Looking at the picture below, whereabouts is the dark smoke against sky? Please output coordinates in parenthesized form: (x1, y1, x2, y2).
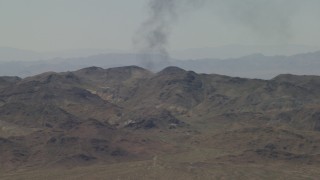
(134, 0, 315, 66)
(1, 0, 320, 55)
(133, 0, 205, 69)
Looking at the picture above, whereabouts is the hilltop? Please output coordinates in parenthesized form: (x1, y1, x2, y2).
(1, 66, 320, 179)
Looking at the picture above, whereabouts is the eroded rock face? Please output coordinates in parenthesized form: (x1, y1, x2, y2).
(312, 112, 320, 131)
(1, 66, 320, 170)
(123, 109, 187, 130)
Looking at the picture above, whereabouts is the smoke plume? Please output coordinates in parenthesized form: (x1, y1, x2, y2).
(134, 0, 301, 70)
(134, 0, 204, 70)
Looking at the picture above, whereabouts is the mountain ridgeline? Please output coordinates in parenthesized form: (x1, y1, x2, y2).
(1, 66, 320, 179)
(1, 50, 320, 79)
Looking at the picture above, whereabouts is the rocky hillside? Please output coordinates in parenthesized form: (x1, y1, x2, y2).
(1, 66, 320, 178)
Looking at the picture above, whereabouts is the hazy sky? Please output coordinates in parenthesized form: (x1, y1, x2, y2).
(1, 0, 320, 52)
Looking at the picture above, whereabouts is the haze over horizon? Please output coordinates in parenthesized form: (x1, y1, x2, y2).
(1, 0, 320, 79)
(2, 2, 320, 178)
(1, 0, 320, 57)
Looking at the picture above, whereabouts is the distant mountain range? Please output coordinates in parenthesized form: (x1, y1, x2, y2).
(0, 47, 124, 62)
(171, 44, 320, 59)
(0, 49, 320, 79)
(1, 45, 318, 61)
(177, 51, 320, 79)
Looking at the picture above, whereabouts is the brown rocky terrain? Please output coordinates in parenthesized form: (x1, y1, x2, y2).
(1, 66, 320, 179)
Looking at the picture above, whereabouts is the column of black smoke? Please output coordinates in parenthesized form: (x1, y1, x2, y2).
(134, 0, 204, 70)
(134, 0, 298, 70)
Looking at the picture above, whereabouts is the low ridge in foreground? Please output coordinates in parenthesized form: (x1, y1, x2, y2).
(1, 66, 320, 179)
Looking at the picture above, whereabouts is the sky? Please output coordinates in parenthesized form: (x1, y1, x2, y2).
(1, 0, 320, 52)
